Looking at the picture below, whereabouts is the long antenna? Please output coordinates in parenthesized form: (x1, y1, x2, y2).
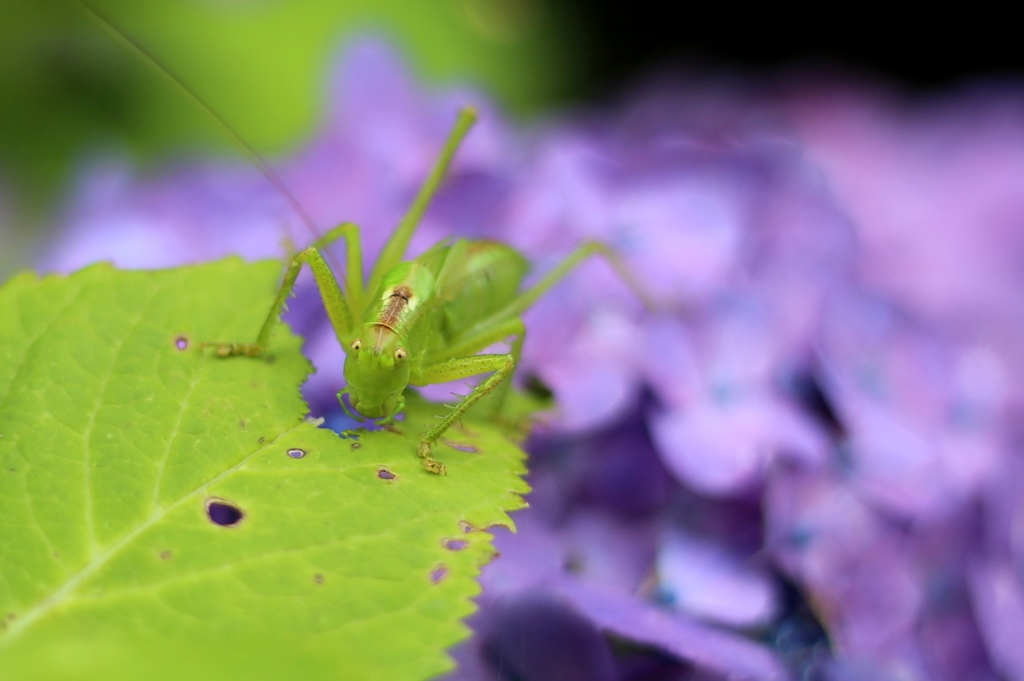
(74, 0, 325, 247)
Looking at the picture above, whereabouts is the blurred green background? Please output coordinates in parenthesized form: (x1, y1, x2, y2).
(1, 0, 1014, 260)
(0, 0, 586, 273)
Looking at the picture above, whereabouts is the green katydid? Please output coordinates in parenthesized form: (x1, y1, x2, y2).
(201, 107, 643, 475)
(76, 1, 645, 476)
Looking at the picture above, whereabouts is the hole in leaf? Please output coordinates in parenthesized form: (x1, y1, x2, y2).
(314, 574, 325, 585)
(159, 550, 172, 560)
(174, 335, 189, 351)
(377, 467, 396, 480)
(444, 538, 468, 551)
(442, 439, 479, 453)
(459, 520, 475, 533)
(287, 448, 307, 459)
(430, 564, 448, 584)
(206, 498, 245, 527)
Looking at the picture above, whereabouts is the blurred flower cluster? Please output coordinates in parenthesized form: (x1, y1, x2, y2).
(43, 40, 1024, 681)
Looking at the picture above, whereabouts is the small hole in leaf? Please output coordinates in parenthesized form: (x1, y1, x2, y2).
(206, 498, 245, 527)
(287, 448, 307, 459)
(159, 550, 172, 560)
(174, 335, 189, 351)
(459, 520, 475, 533)
(442, 439, 479, 453)
(314, 574, 324, 585)
(377, 467, 396, 480)
(430, 564, 448, 584)
(444, 538, 468, 551)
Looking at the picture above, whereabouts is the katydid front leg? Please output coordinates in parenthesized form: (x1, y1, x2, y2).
(411, 353, 515, 475)
(200, 221, 364, 357)
(424, 317, 526, 418)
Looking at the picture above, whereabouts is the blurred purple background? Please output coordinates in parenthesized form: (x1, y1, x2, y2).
(37, 36, 1024, 681)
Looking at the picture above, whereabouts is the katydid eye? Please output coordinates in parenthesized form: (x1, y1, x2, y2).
(395, 348, 407, 361)
(350, 339, 362, 351)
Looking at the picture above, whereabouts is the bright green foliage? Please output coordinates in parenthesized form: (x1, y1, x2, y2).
(0, 0, 583, 225)
(0, 259, 530, 680)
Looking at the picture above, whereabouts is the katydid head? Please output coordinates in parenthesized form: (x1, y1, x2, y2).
(341, 332, 410, 419)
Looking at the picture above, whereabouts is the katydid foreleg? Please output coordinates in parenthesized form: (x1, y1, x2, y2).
(201, 221, 364, 357)
(422, 316, 526, 418)
(412, 353, 516, 475)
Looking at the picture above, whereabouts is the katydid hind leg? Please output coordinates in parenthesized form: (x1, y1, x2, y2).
(463, 241, 650, 340)
(201, 222, 363, 357)
(367, 108, 477, 295)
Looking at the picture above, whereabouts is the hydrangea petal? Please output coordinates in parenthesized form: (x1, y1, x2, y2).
(656, 532, 777, 628)
(969, 559, 1024, 680)
(553, 578, 788, 681)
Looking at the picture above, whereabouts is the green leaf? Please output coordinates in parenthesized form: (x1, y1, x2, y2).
(0, 259, 529, 680)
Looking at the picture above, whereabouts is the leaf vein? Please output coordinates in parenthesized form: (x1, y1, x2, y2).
(78, 285, 163, 558)
(0, 421, 308, 647)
